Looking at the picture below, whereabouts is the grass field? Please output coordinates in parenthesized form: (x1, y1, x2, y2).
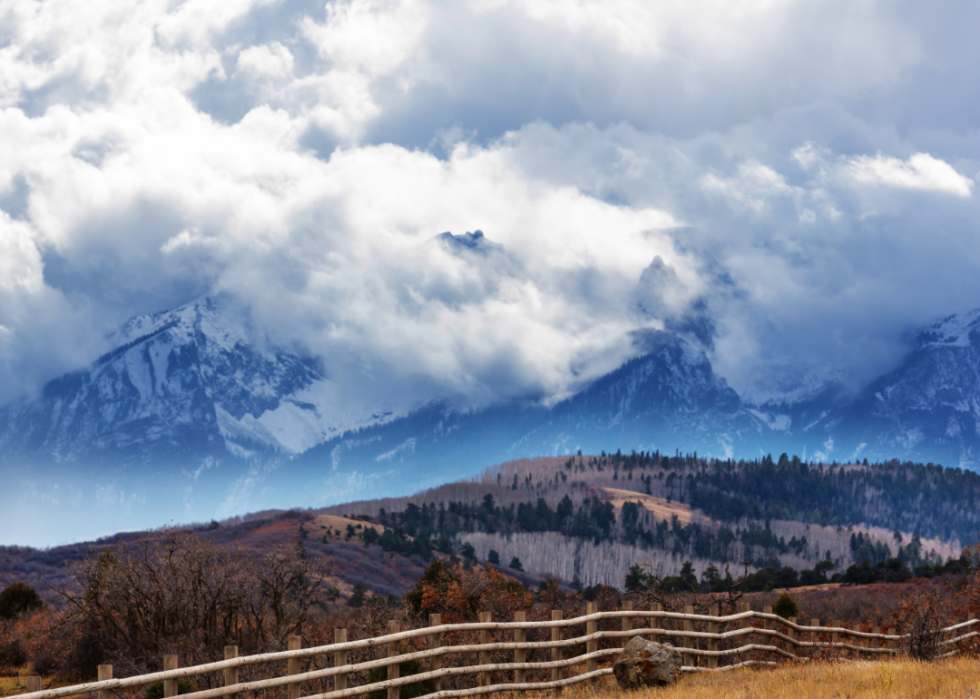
(555, 656, 980, 699)
(3, 657, 979, 698)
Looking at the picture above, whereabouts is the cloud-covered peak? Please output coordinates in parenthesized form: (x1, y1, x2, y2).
(435, 230, 503, 256)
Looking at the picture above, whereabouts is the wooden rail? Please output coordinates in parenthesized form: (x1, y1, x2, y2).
(14, 610, 979, 699)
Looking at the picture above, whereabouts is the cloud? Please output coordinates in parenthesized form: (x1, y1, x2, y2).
(843, 152, 974, 197)
(1, 0, 980, 417)
(237, 42, 295, 79)
(700, 162, 797, 215)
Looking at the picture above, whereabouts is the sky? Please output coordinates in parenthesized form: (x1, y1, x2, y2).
(3, 0, 980, 414)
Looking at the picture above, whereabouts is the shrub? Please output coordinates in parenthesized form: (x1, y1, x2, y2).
(406, 562, 531, 622)
(0, 583, 44, 620)
(0, 622, 26, 668)
(348, 583, 368, 608)
(895, 589, 950, 661)
(772, 592, 799, 619)
(144, 678, 198, 699)
(365, 651, 433, 699)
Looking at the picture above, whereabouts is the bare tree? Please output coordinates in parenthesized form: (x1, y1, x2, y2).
(55, 529, 332, 676)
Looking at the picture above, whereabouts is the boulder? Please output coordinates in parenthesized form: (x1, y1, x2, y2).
(612, 636, 683, 689)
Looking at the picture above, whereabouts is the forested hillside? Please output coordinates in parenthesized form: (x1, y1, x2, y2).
(321, 452, 973, 587)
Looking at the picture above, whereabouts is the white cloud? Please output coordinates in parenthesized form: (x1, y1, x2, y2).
(843, 152, 974, 198)
(700, 161, 796, 214)
(237, 42, 294, 79)
(302, 0, 429, 75)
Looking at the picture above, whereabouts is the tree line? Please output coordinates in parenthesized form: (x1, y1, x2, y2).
(353, 491, 946, 573)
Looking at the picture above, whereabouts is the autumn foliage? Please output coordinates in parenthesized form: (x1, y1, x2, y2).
(406, 560, 532, 623)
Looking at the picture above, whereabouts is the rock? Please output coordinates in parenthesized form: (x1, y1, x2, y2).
(612, 636, 683, 689)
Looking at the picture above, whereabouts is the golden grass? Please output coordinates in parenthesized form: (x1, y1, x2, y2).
(599, 488, 698, 525)
(3, 657, 979, 699)
(553, 656, 980, 699)
(0, 673, 76, 697)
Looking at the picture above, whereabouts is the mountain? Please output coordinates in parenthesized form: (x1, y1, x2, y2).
(8, 295, 980, 546)
(0, 297, 396, 466)
(0, 296, 402, 546)
(732, 308, 980, 467)
(286, 331, 768, 495)
(295, 307, 980, 490)
(832, 309, 980, 467)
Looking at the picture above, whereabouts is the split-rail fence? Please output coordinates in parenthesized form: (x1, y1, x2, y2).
(13, 603, 980, 699)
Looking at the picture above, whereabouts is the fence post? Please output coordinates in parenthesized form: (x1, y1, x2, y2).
(651, 603, 663, 642)
(428, 614, 442, 692)
(287, 636, 302, 699)
(586, 601, 598, 675)
(97, 665, 112, 699)
(787, 618, 797, 660)
(223, 646, 239, 699)
(621, 600, 632, 647)
(514, 611, 526, 684)
(480, 612, 492, 687)
(683, 605, 695, 667)
(762, 606, 772, 662)
(810, 619, 821, 658)
(386, 620, 402, 699)
(739, 602, 751, 663)
(831, 620, 840, 659)
(163, 655, 178, 698)
(334, 629, 348, 692)
(551, 610, 563, 685)
(26, 677, 41, 693)
(707, 604, 719, 669)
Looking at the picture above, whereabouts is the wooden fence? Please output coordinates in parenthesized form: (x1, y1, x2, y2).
(13, 603, 980, 699)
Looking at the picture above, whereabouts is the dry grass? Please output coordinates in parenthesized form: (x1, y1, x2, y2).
(0, 672, 76, 697)
(3, 657, 980, 699)
(599, 488, 698, 525)
(550, 657, 980, 699)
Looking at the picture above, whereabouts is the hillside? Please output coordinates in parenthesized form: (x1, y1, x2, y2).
(316, 453, 971, 588)
(2, 451, 977, 609)
(0, 511, 426, 608)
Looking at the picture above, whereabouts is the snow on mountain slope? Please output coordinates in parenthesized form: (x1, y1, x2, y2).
(0, 297, 395, 464)
(288, 333, 770, 503)
(832, 308, 980, 466)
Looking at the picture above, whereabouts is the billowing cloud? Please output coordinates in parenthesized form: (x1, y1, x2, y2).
(2, 0, 980, 415)
(843, 153, 973, 197)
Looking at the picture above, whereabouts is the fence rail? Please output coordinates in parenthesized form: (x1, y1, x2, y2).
(13, 604, 979, 699)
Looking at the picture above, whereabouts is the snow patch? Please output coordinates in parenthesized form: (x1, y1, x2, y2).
(739, 361, 846, 407)
(376, 438, 416, 462)
(748, 409, 791, 431)
(918, 308, 980, 347)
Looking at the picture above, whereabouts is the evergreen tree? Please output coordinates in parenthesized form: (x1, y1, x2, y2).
(0, 582, 43, 620)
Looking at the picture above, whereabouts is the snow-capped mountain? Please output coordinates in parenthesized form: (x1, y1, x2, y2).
(8, 293, 980, 544)
(0, 296, 393, 466)
(831, 309, 980, 466)
(287, 332, 768, 493)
